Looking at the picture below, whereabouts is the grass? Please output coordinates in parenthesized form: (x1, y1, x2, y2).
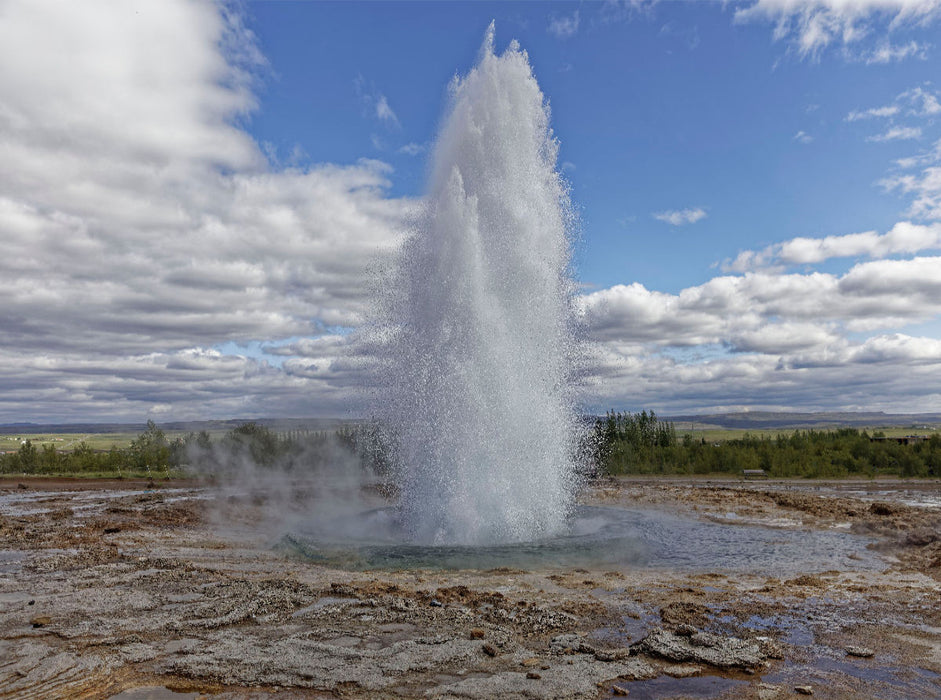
(0, 470, 190, 480)
(0, 431, 225, 453)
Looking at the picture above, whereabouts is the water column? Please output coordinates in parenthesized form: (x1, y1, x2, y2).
(382, 24, 580, 545)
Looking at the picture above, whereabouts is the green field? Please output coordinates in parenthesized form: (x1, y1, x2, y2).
(2, 424, 937, 455)
(0, 431, 190, 453)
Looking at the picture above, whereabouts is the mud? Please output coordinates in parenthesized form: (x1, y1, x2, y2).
(0, 476, 938, 699)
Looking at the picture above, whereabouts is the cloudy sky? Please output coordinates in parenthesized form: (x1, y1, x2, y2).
(1, 0, 940, 423)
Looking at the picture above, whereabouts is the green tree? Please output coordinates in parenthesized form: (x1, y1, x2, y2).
(129, 420, 171, 473)
(17, 439, 38, 472)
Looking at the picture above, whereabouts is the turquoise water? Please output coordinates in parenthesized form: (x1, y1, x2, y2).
(279, 505, 886, 574)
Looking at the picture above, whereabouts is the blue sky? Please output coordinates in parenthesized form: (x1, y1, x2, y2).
(0, 0, 940, 422)
(243, 1, 938, 293)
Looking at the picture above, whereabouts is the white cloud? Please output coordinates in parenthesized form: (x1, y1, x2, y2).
(867, 125, 923, 141)
(884, 168, 941, 220)
(793, 130, 814, 143)
(355, 76, 401, 129)
(579, 253, 941, 413)
(863, 39, 929, 62)
(398, 142, 426, 156)
(734, 0, 941, 59)
(653, 207, 707, 225)
(582, 255, 941, 348)
(548, 10, 580, 39)
(375, 94, 400, 126)
(901, 85, 941, 115)
(1, 0, 939, 421)
(846, 105, 900, 121)
(849, 85, 940, 125)
(725, 221, 941, 271)
(0, 0, 415, 422)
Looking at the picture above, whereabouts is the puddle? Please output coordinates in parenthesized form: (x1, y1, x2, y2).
(0, 550, 27, 574)
(763, 657, 941, 700)
(0, 487, 208, 518)
(280, 505, 887, 573)
(607, 674, 749, 699)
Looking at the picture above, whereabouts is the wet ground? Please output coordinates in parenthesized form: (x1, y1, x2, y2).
(0, 475, 939, 699)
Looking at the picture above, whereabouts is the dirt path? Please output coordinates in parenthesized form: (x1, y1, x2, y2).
(0, 478, 938, 698)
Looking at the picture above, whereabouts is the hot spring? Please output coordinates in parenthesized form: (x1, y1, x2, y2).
(281, 28, 889, 578)
(378, 23, 581, 546)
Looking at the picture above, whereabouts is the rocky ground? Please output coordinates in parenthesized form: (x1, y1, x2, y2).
(0, 476, 939, 699)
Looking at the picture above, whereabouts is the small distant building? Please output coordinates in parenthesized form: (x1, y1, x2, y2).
(869, 435, 929, 445)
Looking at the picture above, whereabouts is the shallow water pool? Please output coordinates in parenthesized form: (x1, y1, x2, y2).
(279, 505, 887, 573)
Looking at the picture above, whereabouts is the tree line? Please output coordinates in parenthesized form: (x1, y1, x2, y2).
(592, 410, 941, 478)
(3, 414, 939, 479)
(0, 420, 387, 477)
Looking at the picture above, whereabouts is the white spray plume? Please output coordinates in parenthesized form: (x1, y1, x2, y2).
(380, 24, 583, 546)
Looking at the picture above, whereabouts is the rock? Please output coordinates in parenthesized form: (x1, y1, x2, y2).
(662, 663, 702, 678)
(429, 599, 443, 608)
(794, 685, 814, 695)
(611, 685, 629, 696)
(869, 502, 898, 516)
(756, 637, 785, 660)
(549, 633, 586, 655)
(30, 616, 52, 628)
(757, 682, 783, 700)
(632, 627, 766, 670)
(103, 527, 121, 534)
(469, 628, 485, 639)
(593, 647, 632, 662)
(526, 671, 541, 679)
(675, 624, 697, 637)
(520, 657, 541, 667)
(660, 601, 710, 627)
(481, 643, 498, 657)
(845, 646, 875, 658)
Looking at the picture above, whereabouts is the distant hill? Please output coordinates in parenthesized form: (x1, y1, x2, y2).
(0, 417, 357, 435)
(665, 411, 941, 430)
(5, 411, 940, 436)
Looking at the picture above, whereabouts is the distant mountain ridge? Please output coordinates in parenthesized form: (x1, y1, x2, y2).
(665, 411, 941, 430)
(3, 412, 940, 435)
(0, 417, 356, 435)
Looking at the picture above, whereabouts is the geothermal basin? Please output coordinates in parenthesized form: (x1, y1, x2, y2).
(1, 476, 939, 699)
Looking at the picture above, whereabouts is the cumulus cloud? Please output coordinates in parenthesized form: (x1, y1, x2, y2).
(734, 0, 941, 59)
(2, 0, 939, 421)
(724, 221, 941, 271)
(653, 207, 707, 225)
(0, 0, 414, 422)
(548, 10, 580, 39)
(579, 258, 941, 413)
(583, 256, 941, 345)
(580, 339, 941, 414)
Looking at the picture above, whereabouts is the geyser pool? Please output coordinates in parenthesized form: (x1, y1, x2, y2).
(279, 505, 887, 575)
(379, 24, 581, 546)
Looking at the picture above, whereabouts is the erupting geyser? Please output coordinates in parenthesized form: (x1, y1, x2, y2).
(382, 24, 581, 546)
